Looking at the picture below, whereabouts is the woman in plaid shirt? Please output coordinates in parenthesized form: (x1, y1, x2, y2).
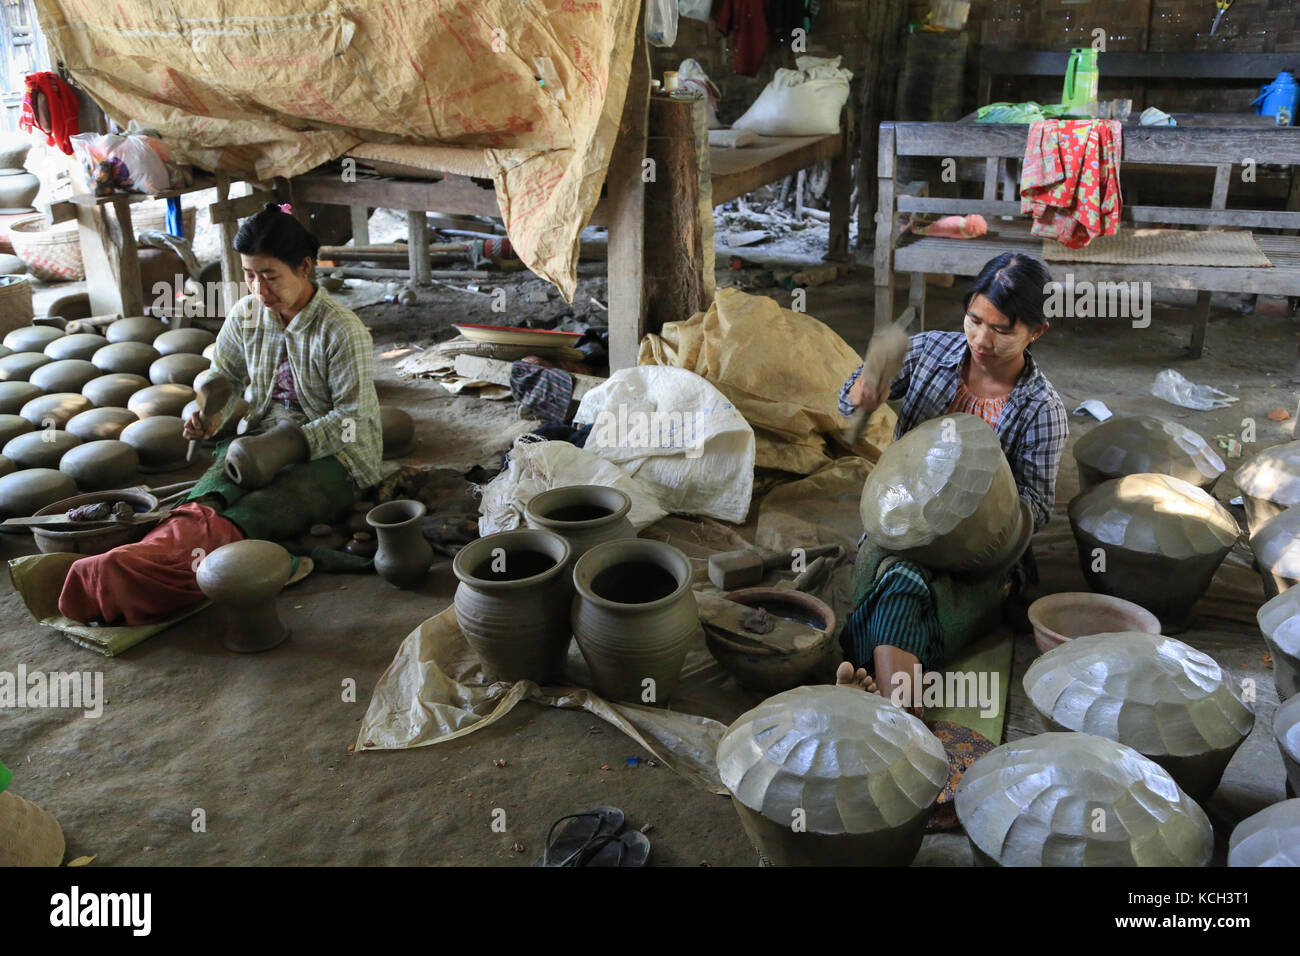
(835, 252, 1069, 712)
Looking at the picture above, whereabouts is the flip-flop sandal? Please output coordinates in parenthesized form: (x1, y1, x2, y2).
(533, 806, 625, 867)
(581, 830, 651, 867)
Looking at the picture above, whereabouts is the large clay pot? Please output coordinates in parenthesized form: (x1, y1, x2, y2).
(380, 405, 415, 459)
(0, 412, 32, 445)
(955, 732, 1214, 867)
(0, 381, 41, 414)
(1235, 439, 1300, 536)
(104, 315, 166, 344)
(571, 538, 698, 704)
(1073, 415, 1224, 493)
(91, 341, 160, 377)
(2, 325, 63, 353)
(58, 440, 140, 491)
(859, 412, 1032, 577)
(452, 528, 573, 683)
(3, 430, 80, 469)
(0, 790, 64, 867)
(366, 499, 434, 588)
(19, 392, 93, 428)
(1275, 695, 1300, 797)
(1256, 587, 1300, 700)
(717, 685, 948, 866)
(30, 359, 99, 394)
(1249, 504, 1300, 599)
(1227, 800, 1300, 867)
(1024, 632, 1254, 802)
(44, 332, 107, 362)
(224, 422, 308, 489)
(153, 327, 216, 356)
(83, 372, 150, 408)
(524, 485, 635, 562)
(30, 489, 159, 555)
(66, 406, 138, 442)
(0, 468, 78, 518)
(196, 540, 294, 652)
(127, 383, 193, 419)
(0, 350, 52, 382)
(0, 172, 39, 214)
(119, 416, 190, 472)
(149, 352, 209, 387)
(1068, 473, 1240, 632)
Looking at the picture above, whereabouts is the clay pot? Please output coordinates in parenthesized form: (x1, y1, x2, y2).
(523, 485, 635, 563)
(0, 413, 32, 445)
(127, 383, 194, 419)
(48, 292, 92, 323)
(1275, 695, 1300, 797)
(1256, 587, 1300, 701)
(0, 468, 78, 517)
(149, 352, 210, 387)
(0, 255, 24, 276)
(717, 686, 948, 866)
(104, 315, 166, 344)
(1074, 415, 1224, 492)
(1024, 632, 1254, 802)
(196, 540, 295, 652)
(30, 489, 159, 555)
(30, 359, 100, 394)
(154, 327, 216, 356)
(0, 172, 39, 214)
(58, 440, 140, 491)
(66, 406, 138, 442)
(119, 416, 190, 473)
(571, 539, 698, 704)
(303, 522, 347, 552)
(451, 529, 573, 683)
(3, 430, 81, 469)
(182, 397, 246, 439)
(0, 381, 41, 414)
(0, 350, 52, 382)
(366, 499, 434, 589)
(92, 341, 160, 377)
(703, 587, 837, 692)
(82, 372, 150, 408)
(44, 333, 107, 362)
(1227, 800, 1300, 867)
(1026, 591, 1161, 655)
(2, 325, 63, 353)
(344, 532, 377, 558)
(19, 392, 93, 428)
(224, 422, 308, 489)
(1249, 504, 1300, 599)
(1235, 439, 1300, 536)
(379, 405, 415, 459)
(0, 790, 65, 867)
(0, 135, 32, 171)
(1068, 474, 1240, 633)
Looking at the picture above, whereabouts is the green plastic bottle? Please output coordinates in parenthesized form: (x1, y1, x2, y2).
(1062, 48, 1099, 116)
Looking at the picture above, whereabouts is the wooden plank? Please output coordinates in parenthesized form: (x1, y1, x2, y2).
(826, 94, 853, 262)
(982, 157, 1000, 202)
(873, 124, 897, 332)
(289, 174, 451, 211)
(978, 50, 1297, 81)
(209, 189, 275, 226)
(66, 177, 216, 207)
(709, 134, 841, 207)
(1211, 164, 1232, 211)
(896, 195, 1300, 230)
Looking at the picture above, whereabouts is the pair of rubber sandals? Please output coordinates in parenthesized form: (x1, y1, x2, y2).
(534, 806, 650, 867)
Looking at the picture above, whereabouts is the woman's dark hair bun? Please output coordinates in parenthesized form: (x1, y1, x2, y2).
(233, 202, 321, 269)
(964, 251, 1052, 332)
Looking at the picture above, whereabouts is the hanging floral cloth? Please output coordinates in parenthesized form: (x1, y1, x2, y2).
(19, 71, 81, 155)
(1020, 119, 1122, 249)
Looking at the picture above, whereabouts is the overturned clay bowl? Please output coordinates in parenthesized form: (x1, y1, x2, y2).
(104, 315, 166, 344)
(82, 372, 150, 409)
(380, 405, 415, 459)
(1023, 632, 1255, 803)
(1256, 586, 1300, 700)
(1026, 591, 1161, 655)
(91, 342, 160, 377)
(196, 539, 294, 653)
(703, 587, 836, 693)
(2, 430, 80, 469)
(29, 359, 100, 394)
(0, 381, 41, 415)
(0, 351, 53, 382)
(0, 413, 32, 445)
(1249, 504, 1300, 600)
(1068, 473, 1240, 632)
(153, 327, 216, 356)
(955, 732, 1214, 867)
(44, 333, 107, 362)
(31, 489, 159, 555)
(119, 415, 190, 473)
(0, 468, 78, 519)
(717, 685, 948, 866)
(128, 383, 194, 419)
(19, 392, 93, 428)
(149, 352, 210, 387)
(1235, 439, 1300, 536)
(1275, 695, 1300, 797)
(1227, 799, 1300, 867)
(2, 325, 63, 354)
(1072, 414, 1224, 493)
(58, 439, 139, 491)
(65, 406, 138, 443)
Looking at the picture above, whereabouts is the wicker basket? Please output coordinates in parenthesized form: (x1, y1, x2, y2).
(8, 215, 83, 281)
(0, 274, 34, 335)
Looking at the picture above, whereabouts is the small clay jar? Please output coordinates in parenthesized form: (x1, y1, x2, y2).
(82, 372, 150, 408)
(367, 499, 434, 588)
(0, 468, 77, 518)
(153, 328, 216, 356)
(0, 381, 41, 414)
(66, 406, 139, 442)
(452, 529, 573, 684)
(523, 484, 635, 563)
(380, 405, 415, 459)
(303, 522, 347, 552)
(44, 333, 107, 362)
(19, 392, 93, 428)
(58, 440, 140, 491)
(0, 171, 39, 213)
(2, 326, 63, 353)
(149, 352, 210, 387)
(119, 416, 190, 473)
(1257, 587, 1300, 701)
(571, 538, 698, 704)
(224, 422, 309, 489)
(196, 540, 294, 652)
(0, 413, 32, 445)
(127, 383, 194, 419)
(344, 532, 377, 559)
(30, 359, 100, 394)
(0, 351, 53, 382)
(104, 315, 166, 344)
(3, 430, 81, 469)
(91, 342, 161, 377)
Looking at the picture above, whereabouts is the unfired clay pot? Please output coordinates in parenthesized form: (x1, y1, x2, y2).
(0, 790, 65, 867)
(1249, 504, 1300, 599)
(104, 315, 166, 344)
(1023, 632, 1254, 802)
(149, 352, 210, 387)
(1235, 439, 1300, 536)
(153, 327, 216, 356)
(0, 413, 32, 445)
(58, 440, 140, 491)
(1068, 473, 1240, 632)
(0, 172, 39, 213)
(2, 325, 63, 353)
(1026, 591, 1160, 655)
(0, 350, 53, 382)
(0, 381, 40, 414)
(224, 422, 308, 489)
(1073, 415, 1224, 492)
(19, 392, 93, 428)
(66, 406, 139, 443)
(92, 342, 161, 377)
(955, 732, 1214, 867)
(571, 538, 698, 704)
(1274, 695, 1300, 797)
(119, 416, 190, 472)
(3, 430, 81, 469)
(30, 359, 100, 394)
(452, 528, 573, 683)
(196, 540, 294, 652)
(0, 468, 78, 518)
(716, 685, 948, 866)
(44, 333, 107, 362)
(703, 587, 837, 692)
(82, 372, 150, 408)
(524, 485, 635, 562)
(380, 405, 415, 459)
(48, 292, 92, 324)
(127, 383, 194, 419)
(1227, 799, 1300, 867)
(0, 344, 10, 359)
(366, 499, 434, 589)
(1256, 586, 1300, 700)
(344, 532, 376, 558)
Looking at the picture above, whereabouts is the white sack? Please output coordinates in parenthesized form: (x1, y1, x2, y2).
(731, 55, 852, 137)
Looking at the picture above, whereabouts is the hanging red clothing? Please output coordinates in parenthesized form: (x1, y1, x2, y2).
(20, 72, 80, 155)
(712, 0, 768, 78)
(1020, 119, 1122, 249)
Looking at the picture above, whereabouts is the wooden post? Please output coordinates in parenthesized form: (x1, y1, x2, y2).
(825, 94, 854, 262)
(407, 211, 431, 286)
(75, 197, 145, 318)
(350, 206, 371, 247)
(855, 0, 908, 246)
(873, 123, 897, 331)
(215, 173, 243, 319)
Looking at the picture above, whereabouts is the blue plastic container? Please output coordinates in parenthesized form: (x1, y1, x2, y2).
(1253, 72, 1298, 125)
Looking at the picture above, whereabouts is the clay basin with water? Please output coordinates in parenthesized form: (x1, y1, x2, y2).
(1027, 591, 1161, 655)
(703, 587, 837, 692)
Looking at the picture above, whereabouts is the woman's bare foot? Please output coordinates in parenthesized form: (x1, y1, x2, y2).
(834, 661, 879, 694)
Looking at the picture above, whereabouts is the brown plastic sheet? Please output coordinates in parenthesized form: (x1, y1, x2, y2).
(34, 0, 641, 299)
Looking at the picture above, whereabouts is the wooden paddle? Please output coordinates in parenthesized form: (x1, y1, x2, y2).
(842, 307, 915, 447)
(3, 510, 170, 530)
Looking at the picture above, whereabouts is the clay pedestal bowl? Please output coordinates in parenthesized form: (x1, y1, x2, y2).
(0, 350, 53, 382)
(1227, 799, 1300, 867)
(119, 416, 191, 473)
(127, 383, 194, 419)
(196, 539, 294, 652)
(31, 489, 160, 555)
(523, 484, 635, 563)
(702, 587, 836, 692)
(149, 352, 210, 387)
(29, 359, 99, 394)
(3, 430, 81, 469)
(1026, 591, 1161, 655)
(1275, 695, 1300, 798)
(19, 392, 93, 428)
(0, 413, 32, 445)
(66, 407, 139, 443)
(0, 381, 41, 414)
(58, 440, 140, 491)
(1256, 587, 1300, 700)
(153, 328, 215, 356)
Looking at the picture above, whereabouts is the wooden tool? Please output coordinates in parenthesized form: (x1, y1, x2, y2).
(188, 372, 232, 461)
(708, 543, 841, 590)
(843, 308, 914, 447)
(2, 510, 168, 530)
(699, 557, 837, 655)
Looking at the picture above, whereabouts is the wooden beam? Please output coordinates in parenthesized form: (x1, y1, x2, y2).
(873, 124, 897, 331)
(826, 91, 853, 262)
(214, 173, 243, 320)
(350, 206, 371, 246)
(407, 211, 431, 286)
(977, 50, 1298, 81)
(208, 189, 276, 226)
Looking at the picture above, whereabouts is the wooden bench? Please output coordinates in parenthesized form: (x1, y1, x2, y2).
(873, 120, 1300, 363)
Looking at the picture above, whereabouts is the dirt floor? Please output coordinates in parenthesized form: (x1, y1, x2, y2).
(4, 228, 1296, 866)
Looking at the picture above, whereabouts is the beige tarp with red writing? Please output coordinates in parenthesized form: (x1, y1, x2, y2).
(33, 0, 641, 300)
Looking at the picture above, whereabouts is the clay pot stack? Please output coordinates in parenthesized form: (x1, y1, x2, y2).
(0, 136, 39, 217)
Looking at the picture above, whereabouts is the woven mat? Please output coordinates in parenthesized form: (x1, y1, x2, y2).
(1044, 229, 1272, 267)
